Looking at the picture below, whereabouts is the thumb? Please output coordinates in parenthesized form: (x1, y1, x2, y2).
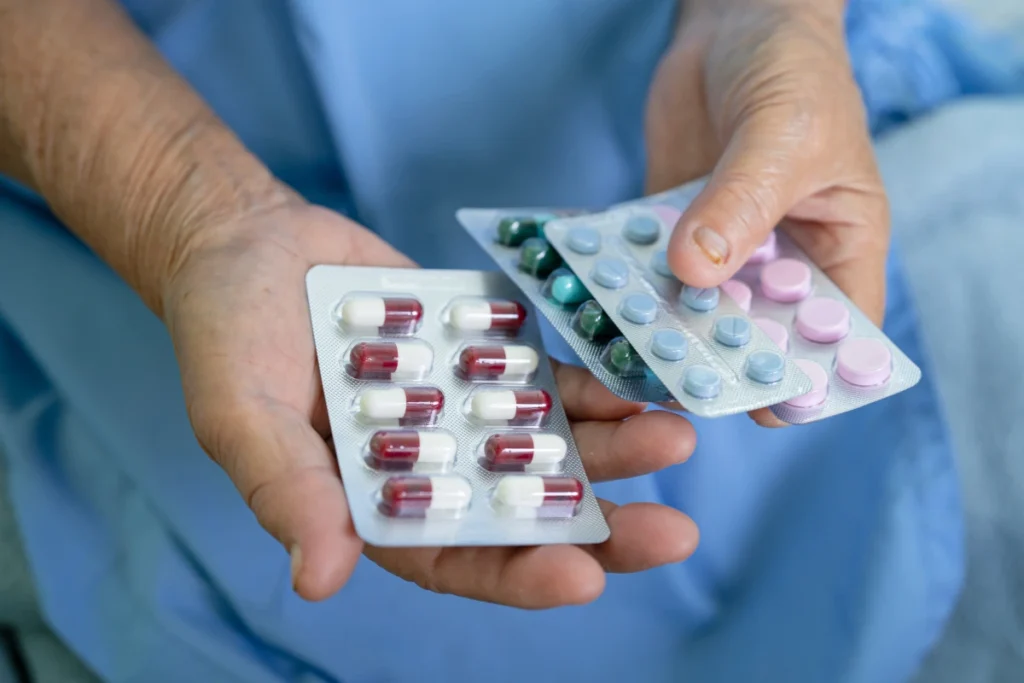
(192, 399, 363, 601)
(666, 110, 810, 287)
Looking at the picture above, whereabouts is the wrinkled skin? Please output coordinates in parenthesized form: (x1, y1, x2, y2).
(161, 1, 888, 607)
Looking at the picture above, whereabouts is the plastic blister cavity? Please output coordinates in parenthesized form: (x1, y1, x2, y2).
(614, 176, 921, 423)
(334, 293, 423, 336)
(307, 266, 609, 547)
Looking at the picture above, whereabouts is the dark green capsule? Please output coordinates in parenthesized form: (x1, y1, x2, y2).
(605, 338, 646, 377)
(575, 300, 618, 341)
(518, 237, 562, 278)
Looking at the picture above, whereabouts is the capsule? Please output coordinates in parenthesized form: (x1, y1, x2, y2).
(448, 299, 527, 333)
(359, 387, 444, 425)
(483, 433, 567, 470)
(493, 476, 584, 518)
(368, 430, 456, 470)
(348, 342, 433, 380)
(339, 296, 423, 334)
(469, 389, 552, 424)
(379, 476, 472, 518)
(457, 345, 539, 382)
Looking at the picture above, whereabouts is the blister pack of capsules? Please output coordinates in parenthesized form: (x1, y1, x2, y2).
(458, 209, 674, 404)
(616, 178, 922, 423)
(306, 266, 609, 547)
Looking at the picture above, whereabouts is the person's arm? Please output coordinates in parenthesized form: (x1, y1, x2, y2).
(0, 0, 286, 317)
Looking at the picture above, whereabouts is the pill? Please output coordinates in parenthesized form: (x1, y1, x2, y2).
(548, 272, 590, 305)
(683, 365, 721, 399)
(836, 338, 892, 387)
(574, 300, 618, 341)
(379, 476, 471, 518)
(620, 293, 658, 325)
(651, 329, 688, 361)
(746, 350, 786, 384)
(605, 337, 645, 376)
(483, 433, 567, 469)
(720, 279, 752, 313)
(760, 258, 812, 303)
(519, 237, 562, 278)
(349, 342, 433, 380)
(497, 215, 551, 247)
(359, 387, 444, 425)
(747, 232, 778, 264)
(590, 258, 630, 289)
(795, 297, 851, 343)
(753, 317, 789, 352)
(339, 296, 423, 334)
(650, 250, 676, 279)
(681, 285, 719, 312)
(368, 430, 457, 469)
(714, 316, 752, 347)
(566, 226, 602, 254)
(493, 475, 584, 517)
(448, 299, 527, 333)
(651, 205, 682, 226)
(784, 359, 829, 407)
(470, 389, 552, 423)
(623, 215, 661, 244)
(457, 345, 539, 382)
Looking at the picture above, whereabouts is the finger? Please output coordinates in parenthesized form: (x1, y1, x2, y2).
(551, 359, 646, 422)
(365, 543, 606, 610)
(571, 410, 696, 482)
(191, 399, 363, 601)
(748, 406, 788, 428)
(585, 500, 699, 572)
(668, 106, 811, 287)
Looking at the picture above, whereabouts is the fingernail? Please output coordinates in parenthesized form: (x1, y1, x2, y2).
(290, 545, 302, 592)
(692, 226, 729, 266)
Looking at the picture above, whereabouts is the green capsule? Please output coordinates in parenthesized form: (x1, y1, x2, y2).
(547, 272, 590, 306)
(605, 338, 646, 377)
(574, 300, 618, 341)
(518, 237, 562, 278)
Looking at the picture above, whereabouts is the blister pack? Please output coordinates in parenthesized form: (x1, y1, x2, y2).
(306, 266, 609, 547)
(458, 209, 673, 403)
(617, 179, 922, 423)
(541, 208, 815, 417)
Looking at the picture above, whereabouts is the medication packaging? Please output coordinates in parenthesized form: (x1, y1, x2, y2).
(307, 266, 609, 547)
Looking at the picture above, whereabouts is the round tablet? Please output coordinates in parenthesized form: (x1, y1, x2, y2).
(746, 351, 786, 384)
(623, 215, 660, 245)
(714, 316, 752, 347)
(796, 297, 851, 343)
(566, 226, 602, 255)
(747, 232, 778, 265)
(651, 205, 682, 226)
(836, 338, 892, 387)
(590, 258, 630, 289)
(683, 365, 721, 399)
(620, 293, 659, 325)
(760, 258, 812, 303)
(752, 317, 789, 352)
(720, 279, 752, 313)
(784, 359, 829, 407)
(651, 329, 688, 361)
(680, 285, 719, 312)
(650, 250, 676, 279)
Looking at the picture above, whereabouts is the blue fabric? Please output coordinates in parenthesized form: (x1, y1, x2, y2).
(0, 0, 1017, 681)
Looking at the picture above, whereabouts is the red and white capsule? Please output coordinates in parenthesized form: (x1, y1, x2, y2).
(358, 387, 444, 426)
(348, 341, 433, 380)
(469, 389, 552, 425)
(448, 298, 527, 334)
(338, 296, 423, 334)
(457, 345, 539, 382)
(378, 476, 472, 518)
(483, 433, 567, 471)
(493, 475, 584, 518)
(368, 430, 457, 471)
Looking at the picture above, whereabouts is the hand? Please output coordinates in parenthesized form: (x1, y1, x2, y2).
(163, 197, 699, 607)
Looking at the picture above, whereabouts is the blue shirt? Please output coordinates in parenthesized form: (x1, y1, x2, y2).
(2, 0, 1012, 680)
